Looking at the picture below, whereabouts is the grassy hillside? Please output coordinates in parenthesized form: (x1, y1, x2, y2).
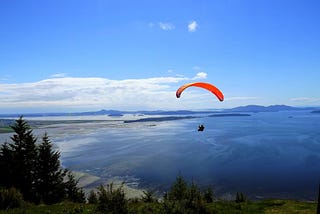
(1, 199, 316, 214)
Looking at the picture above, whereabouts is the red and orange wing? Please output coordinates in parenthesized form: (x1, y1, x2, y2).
(176, 82, 224, 101)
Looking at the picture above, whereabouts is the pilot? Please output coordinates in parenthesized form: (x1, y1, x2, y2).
(198, 124, 205, 131)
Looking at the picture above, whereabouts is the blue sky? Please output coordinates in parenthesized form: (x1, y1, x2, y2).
(0, 0, 320, 113)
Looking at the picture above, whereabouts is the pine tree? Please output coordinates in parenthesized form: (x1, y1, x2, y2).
(65, 171, 86, 203)
(36, 132, 67, 204)
(0, 142, 14, 187)
(203, 186, 214, 203)
(88, 190, 98, 204)
(96, 184, 128, 214)
(1, 117, 86, 205)
(235, 192, 246, 203)
(2, 116, 38, 201)
(167, 175, 188, 201)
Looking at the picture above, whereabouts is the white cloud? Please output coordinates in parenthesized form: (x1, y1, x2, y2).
(0, 76, 193, 111)
(159, 22, 175, 30)
(188, 20, 198, 32)
(193, 72, 207, 79)
(290, 97, 320, 102)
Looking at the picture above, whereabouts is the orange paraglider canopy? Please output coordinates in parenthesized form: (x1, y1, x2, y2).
(176, 82, 224, 101)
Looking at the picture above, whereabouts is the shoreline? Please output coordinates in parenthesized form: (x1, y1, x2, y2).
(73, 171, 145, 199)
(73, 171, 318, 202)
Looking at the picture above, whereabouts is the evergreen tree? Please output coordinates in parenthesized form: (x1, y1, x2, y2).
(0, 117, 85, 205)
(235, 192, 246, 203)
(36, 132, 67, 204)
(96, 184, 128, 214)
(0, 142, 14, 187)
(0, 116, 38, 201)
(88, 190, 98, 204)
(186, 181, 202, 207)
(141, 190, 156, 203)
(167, 175, 188, 201)
(65, 171, 86, 203)
(203, 186, 214, 203)
(164, 176, 210, 214)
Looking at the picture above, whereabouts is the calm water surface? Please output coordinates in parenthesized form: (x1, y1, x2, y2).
(1, 111, 320, 199)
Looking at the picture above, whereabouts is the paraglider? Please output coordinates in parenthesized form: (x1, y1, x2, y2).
(198, 124, 205, 132)
(176, 82, 224, 131)
(176, 82, 224, 101)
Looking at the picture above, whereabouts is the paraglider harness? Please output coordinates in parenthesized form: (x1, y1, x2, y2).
(198, 124, 205, 132)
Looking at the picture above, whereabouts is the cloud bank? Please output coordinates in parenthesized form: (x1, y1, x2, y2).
(0, 73, 210, 112)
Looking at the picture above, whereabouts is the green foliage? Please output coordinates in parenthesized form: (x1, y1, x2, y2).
(0, 142, 13, 188)
(65, 171, 86, 203)
(0, 187, 24, 210)
(87, 190, 98, 204)
(4, 116, 38, 202)
(0, 200, 316, 214)
(163, 176, 210, 214)
(203, 186, 214, 203)
(36, 132, 67, 204)
(131, 202, 163, 214)
(0, 202, 95, 214)
(96, 183, 128, 214)
(0, 117, 84, 206)
(235, 192, 246, 203)
(141, 190, 156, 203)
(166, 175, 188, 201)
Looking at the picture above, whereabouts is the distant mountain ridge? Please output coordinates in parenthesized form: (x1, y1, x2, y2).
(0, 110, 220, 118)
(227, 105, 311, 112)
(0, 105, 317, 118)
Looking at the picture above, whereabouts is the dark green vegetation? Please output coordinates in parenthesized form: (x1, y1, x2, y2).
(0, 117, 85, 207)
(0, 176, 317, 213)
(0, 117, 318, 213)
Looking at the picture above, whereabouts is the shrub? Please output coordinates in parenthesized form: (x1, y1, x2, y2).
(96, 183, 128, 214)
(0, 187, 24, 209)
(203, 186, 214, 203)
(87, 190, 98, 204)
(235, 192, 246, 203)
(65, 171, 86, 203)
(163, 176, 211, 214)
(141, 190, 157, 203)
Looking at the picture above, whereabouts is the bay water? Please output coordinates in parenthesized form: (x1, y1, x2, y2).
(1, 111, 320, 200)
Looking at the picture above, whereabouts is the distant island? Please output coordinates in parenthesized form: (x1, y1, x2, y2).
(123, 116, 198, 123)
(209, 113, 251, 117)
(227, 105, 316, 113)
(0, 105, 318, 118)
